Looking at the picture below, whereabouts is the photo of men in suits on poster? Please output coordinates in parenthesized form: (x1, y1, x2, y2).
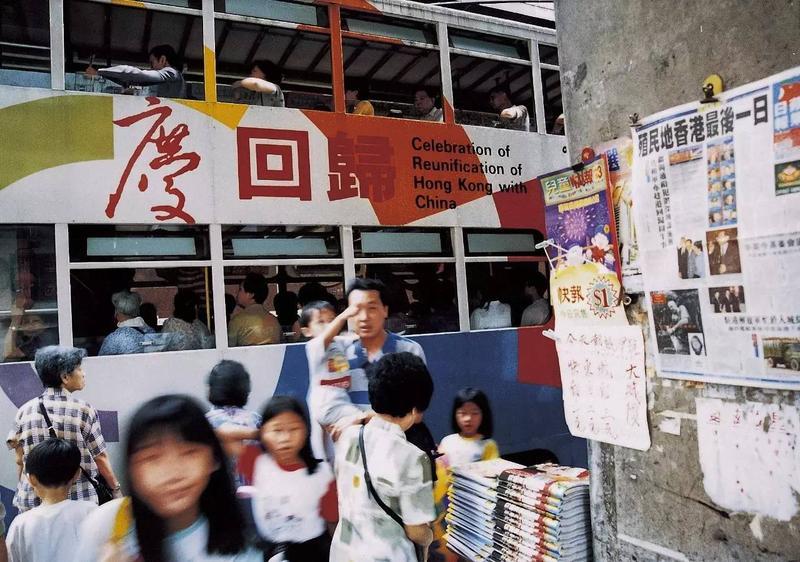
(706, 227, 741, 275)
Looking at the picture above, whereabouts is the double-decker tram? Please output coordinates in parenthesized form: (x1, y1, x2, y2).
(0, 0, 580, 518)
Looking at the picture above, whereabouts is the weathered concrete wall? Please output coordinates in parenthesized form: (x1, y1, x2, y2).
(554, 1, 800, 560)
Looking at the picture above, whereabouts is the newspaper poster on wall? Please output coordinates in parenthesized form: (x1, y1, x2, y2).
(556, 325, 650, 450)
(632, 65, 800, 389)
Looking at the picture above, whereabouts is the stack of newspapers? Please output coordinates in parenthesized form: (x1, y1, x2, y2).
(444, 458, 592, 562)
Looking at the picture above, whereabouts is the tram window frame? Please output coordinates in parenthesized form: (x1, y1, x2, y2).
(67, 224, 216, 356)
(68, 225, 210, 263)
(223, 263, 346, 345)
(0, 0, 52, 89)
(462, 228, 551, 330)
(221, 225, 341, 260)
(353, 227, 453, 258)
(70, 265, 216, 356)
(63, 0, 206, 100)
(353, 227, 458, 335)
(541, 66, 564, 135)
(447, 27, 535, 132)
(215, 0, 328, 27)
(213, 15, 333, 111)
(0, 224, 59, 363)
(340, 9, 442, 121)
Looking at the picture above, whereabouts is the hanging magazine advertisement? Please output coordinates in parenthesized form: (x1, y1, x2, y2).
(595, 138, 641, 283)
(540, 155, 622, 278)
(632, 65, 800, 390)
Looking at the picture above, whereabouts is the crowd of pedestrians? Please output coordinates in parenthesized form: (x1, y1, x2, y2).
(2, 279, 500, 562)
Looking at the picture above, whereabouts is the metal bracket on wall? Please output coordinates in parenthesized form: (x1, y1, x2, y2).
(700, 74, 724, 103)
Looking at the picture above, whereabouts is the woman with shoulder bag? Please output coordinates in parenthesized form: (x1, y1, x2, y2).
(7, 345, 122, 512)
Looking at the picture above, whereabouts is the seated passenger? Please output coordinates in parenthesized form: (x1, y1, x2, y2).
(161, 289, 212, 350)
(520, 272, 552, 326)
(233, 60, 285, 107)
(469, 287, 512, 330)
(273, 290, 299, 342)
(345, 78, 374, 116)
(87, 44, 185, 99)
(414, 87, 443, 122)
(98, 291, 155, 356)
(488, 82, 529, 132)
(227, 273, 282, 347)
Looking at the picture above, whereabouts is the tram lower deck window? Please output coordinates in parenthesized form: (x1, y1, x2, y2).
(0, 225, 58, 363)
(70, 267, 215, 356)
(463, 228, 550, 330)
(224, 264, 345, 345)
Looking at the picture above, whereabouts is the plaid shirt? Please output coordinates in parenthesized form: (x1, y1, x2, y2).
(6, 387, 107, 511)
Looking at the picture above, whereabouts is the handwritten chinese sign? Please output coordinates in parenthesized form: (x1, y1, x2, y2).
(696, 398, 800, 520)
(556, 325, 650, 450)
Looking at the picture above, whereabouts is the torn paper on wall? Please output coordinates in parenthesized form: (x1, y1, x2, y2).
(696, 397, 800, 520)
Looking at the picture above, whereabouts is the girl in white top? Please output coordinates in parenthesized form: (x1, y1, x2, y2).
(247, 396, 337, 562)
(433, 388, 499, 559)
(75, 395, 261, 562)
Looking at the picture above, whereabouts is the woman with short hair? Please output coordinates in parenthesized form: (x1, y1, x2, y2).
(7, 345, 121, 511)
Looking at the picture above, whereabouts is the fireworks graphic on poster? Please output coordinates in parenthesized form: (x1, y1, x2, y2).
(556, 205, 597, 246)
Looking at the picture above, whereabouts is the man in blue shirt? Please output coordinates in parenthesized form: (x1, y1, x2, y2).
(312, 278, 426, 441)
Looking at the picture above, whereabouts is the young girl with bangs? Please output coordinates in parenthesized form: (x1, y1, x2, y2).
(75, 394, 261, 562)
(244, 395, 337, 562)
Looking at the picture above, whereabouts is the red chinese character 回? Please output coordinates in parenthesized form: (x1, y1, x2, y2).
(108, 97, 199, 224)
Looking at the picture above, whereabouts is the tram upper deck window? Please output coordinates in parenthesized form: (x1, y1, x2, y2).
(341, 11, 441, 121)
(215, 0, 327, 26)
(64, 0, 205, 100)
(0, 1, 51, 89)
(449, 29, 534, 132)
(0, 225, 58, 363)
(353, 227, 457, 334)
(68, 225, 215, 356)
(463, 228, 551, 330)
(214, 18, 332, 110)
(542, 67, 564, 135)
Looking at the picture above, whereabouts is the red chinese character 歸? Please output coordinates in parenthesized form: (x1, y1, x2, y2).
(108, 97, 200, 223)
(327, 132, 395, 202)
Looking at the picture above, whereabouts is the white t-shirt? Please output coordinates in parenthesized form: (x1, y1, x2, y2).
(7, 500, 96, 562)
(74, 498, 262, 562)
(469, 301, 512, 330)
(438, 434, 499, 468)
(251, 454, 334, 543)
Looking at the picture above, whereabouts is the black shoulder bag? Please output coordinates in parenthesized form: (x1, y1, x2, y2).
(38, 398, 114, 505)
(358, 425, 426, 562)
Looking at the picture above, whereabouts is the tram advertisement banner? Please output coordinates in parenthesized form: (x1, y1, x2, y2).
(0, 88, 568, 228)
(631, 65, 800, 390)
(540, 155, 622, 279)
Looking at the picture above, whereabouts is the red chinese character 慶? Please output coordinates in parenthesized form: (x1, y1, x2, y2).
(108, 97, 199, 223)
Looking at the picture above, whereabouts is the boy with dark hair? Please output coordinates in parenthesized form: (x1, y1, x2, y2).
(331, 352, 435, 562)
(6, 438, 96, 562)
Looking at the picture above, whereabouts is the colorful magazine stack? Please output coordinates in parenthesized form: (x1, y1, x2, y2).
(444, 458, 592, 562)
